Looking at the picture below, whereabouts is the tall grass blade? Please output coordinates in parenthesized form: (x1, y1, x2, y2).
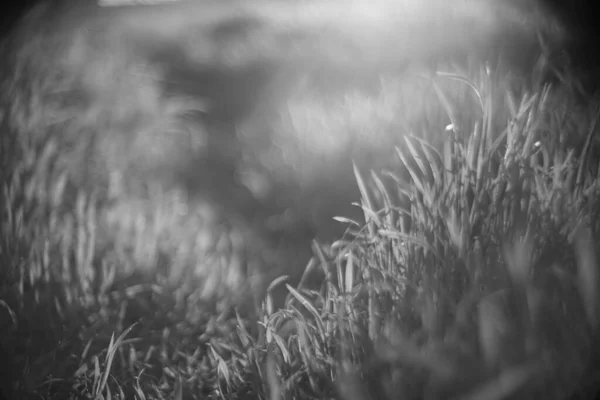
(266, 346, 282, 400)
(575, 107, 600, 194)
(353, 163, 378, 236)
(286, 284, 325, 339)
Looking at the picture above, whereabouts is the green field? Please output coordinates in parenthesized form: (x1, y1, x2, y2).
(1, 1, 600, 399)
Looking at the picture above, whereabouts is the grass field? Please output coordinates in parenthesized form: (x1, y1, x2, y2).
(1, 1, 600, 399)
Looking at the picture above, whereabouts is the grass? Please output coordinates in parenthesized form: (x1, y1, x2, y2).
(2, 3, 600, 400)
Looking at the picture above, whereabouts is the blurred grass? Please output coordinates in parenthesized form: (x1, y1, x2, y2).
(2, 2, 600, 400)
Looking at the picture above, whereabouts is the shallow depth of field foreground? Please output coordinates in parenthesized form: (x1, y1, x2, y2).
(1, 0, 600, 399)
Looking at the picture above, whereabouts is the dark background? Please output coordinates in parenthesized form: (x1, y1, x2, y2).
(544, 0, 600, 66)
(1, 1, 39, 37)
(545, 0, 599, 34)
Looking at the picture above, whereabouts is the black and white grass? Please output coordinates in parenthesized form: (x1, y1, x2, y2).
(2, 1, 600, 399)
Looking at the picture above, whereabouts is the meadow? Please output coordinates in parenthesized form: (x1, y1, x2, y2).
(1, 1, 600, 399)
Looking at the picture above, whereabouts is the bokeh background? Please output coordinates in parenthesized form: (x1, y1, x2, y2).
(0, 0, 585, 307)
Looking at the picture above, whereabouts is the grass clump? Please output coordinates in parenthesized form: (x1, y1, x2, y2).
(253, 63, 600, 399)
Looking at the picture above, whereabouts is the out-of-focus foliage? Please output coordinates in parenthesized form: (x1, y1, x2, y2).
(2, 1, 599, 399)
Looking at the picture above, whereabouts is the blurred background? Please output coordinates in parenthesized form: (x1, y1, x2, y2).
(1, 0, 599, 303)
